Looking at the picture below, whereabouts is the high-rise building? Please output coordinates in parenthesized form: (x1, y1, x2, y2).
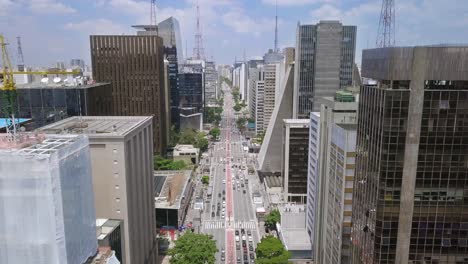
(282, 119, 310, 202)
(263, 63, 282, 131)
(308, 94, 358, 264)
(179, 73, 204, 113)
(352, 46, 468, 263)
(40, 116, 157, 264)
(264, 48, 284, 64)
(0, 134, 97, 264)
(283, 47, 295, 71)
(205, 61, 218, 106)
(158, 17, 184, 129)
(249, 64, 265, 128)
(255, 80, 265, 134)
(90, 30, 167, 154)
(294, 21, 356, 118)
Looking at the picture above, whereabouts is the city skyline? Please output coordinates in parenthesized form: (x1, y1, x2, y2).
(1, 0, 468, 67)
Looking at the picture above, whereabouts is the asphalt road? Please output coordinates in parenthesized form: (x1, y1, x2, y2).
(201, 84, 260, 264)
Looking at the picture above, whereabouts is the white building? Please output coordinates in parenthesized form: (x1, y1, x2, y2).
(263, 63, 282, 131)
(307, 94, 358, 264)
(39, 116, 157, 264)
(0, 135, 97, 264)
(173, 144, 200, 164)
(255, 80, 265, 134)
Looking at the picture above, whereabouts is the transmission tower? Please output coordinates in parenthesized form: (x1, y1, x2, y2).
(16, 36, 24, 72)
(150, 0, 158, 33)
(274, 0, 279, 52)
(192, 1, 205, 60)
(376, 0, 395, 48)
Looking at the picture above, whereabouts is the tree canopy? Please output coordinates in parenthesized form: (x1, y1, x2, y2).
(169, 231, 218, 264)
(209, 127, 221, 140)
(205, 107, 222, 125)
(264, 209, 281, 229)
(178, 129, 209, 152)
(154, 156, 187, 170)
(255, 236, 291, 264)
(201, 175, 209, 185)
(236, 117, 247, 130)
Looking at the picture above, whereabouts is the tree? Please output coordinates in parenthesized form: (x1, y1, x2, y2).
(177, 128, 209, 153)
(196, 133, 209, 152)
(154, 156, 187, 170)
(233, 104, 242, 112)
(257, 131, 266, 144)
(205, 107, 222, 124)
(209, 127, 220, 140)
(236, 117, 247, 130)
(201, 175, 209, 185)
(255, 236, 291, 264)
(169, 125, 180, 147)
(264, 209, 281, 229)
(169, 231, 218, 264)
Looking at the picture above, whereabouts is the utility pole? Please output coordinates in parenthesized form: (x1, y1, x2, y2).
(376, 0, 395, 47)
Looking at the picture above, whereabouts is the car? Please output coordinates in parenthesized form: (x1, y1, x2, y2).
(243, 190, 246, 194)
(236, 243, 240, 250)
(235, 235, 240, 242)
(216, 211, 220, 216)
(248, 236, 253, 242)
(222, 190, 226, 195)
(247, 230, 252, 236)
(223, 200, 226, 205)
(242, 241, 246, 248)
(243, 247, 247, 254)
(235, 230, 239, 235)
(241, 183, 244, 188)
(221, 255, 225, 261)
(241, 228, 245, 234)
(211, 212, 215, 217)
(222, 196, 225, 201)
(222, 180, 226, 184)
(218, 193, 222, 198)
(249, 245, 253, 251)
(221, 213, 225, 218)
(237, 257, 241, 263)
(243, 255, 248, 261)
(242, 235, 246, 241)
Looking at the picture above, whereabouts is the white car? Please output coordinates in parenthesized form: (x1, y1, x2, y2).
(222, 180, 226, 184)
(248, 236, 253, 242)
(242, 235, 246, 241)
(235, 235, 240, 242)
(223, 200, 226, 206)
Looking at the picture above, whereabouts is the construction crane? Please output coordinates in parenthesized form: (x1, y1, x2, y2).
(1, 35, 82, 139)
(0, 35, 19, 138)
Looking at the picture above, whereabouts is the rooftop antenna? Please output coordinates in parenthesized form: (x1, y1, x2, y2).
(274, 0, 279, 52)
(16, 36, 24, 72)
(376, 0, 395, 48)
(192, 0, 205, 60)
(150, 0, 158, 34)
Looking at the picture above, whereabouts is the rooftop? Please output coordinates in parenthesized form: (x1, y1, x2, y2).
(38, 116, 152, 138)
(154, 170, 192, 210)
(96, 218, 121, 241)
(0, 133, 79, 152)
(337, 123, 357, 131)
(280, 228, 312, 251)
(174, 144, 199, 154)
(16, 82, 109, 89)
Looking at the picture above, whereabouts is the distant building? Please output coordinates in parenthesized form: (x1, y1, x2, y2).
(294, 21, 356, 118)
(70, 58, 85, 70)
(255, 80, 265, 134)
(263, 63, 282, 131)
(179, 73, 204, 113)
(0, 82, 112, 130)
(283, 47, 295, 70)
(0, 135, 97, 264)
(352, 46, 468, 264)
(90, 30, 167, 154)
(173, 144, 199, 165)
(205, 61, 218, 106)
(154, 170, 193, 228)
(249, 64, 264, 120)
(39, 116, 157, 264)
(282, 119, 310, 203)
(263, 48, 284, 64)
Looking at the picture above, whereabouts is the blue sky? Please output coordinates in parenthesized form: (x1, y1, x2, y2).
(1, 0, 468, 68)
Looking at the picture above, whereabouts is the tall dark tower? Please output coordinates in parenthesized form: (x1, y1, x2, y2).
(376, 0, 395, 47)
(192, 1, 205, 60)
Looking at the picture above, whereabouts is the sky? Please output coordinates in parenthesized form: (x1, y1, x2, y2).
(1, 0, 468, 68)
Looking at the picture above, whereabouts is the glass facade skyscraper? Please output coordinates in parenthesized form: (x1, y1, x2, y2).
(352, 46, 468, 264)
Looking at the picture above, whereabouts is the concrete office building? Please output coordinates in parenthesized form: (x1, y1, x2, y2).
(282, 119, 310, 202)
(255, 80, 265, 134)
(263, 63, 282, 131)
(0, 135, 97, 264)
(0, 82, 112, 130)
(205, 61, 218, 106)
(352, 46, 468, 263)
(39, 116, 157, 264)
(308, 94, 358, 264)
(294, 21, 356, 118)
(173, 144, 200, 165)
(90, 29, 167, 154)
(249, 64, 264, 120)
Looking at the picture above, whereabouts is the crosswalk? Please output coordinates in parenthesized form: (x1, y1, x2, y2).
(203, 220, 257, 230)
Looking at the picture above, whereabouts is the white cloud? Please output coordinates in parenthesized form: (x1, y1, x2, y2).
(65, 19, 130, 35)
(28, 0, 76, 14)
(222, 8, 275, 35)
(262, 0, 334, 6)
